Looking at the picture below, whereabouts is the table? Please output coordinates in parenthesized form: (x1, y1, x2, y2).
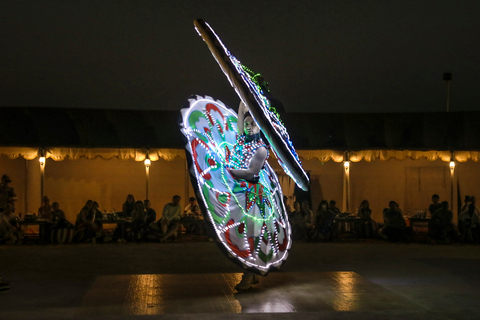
(18, 219, 48, 243)
(408, 218, 431, 234)
(96, 218, 129, 242)
(334, 216, 368, 238)
(179, 217, 206, 238)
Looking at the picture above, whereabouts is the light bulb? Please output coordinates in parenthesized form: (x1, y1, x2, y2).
(144, 158, 151, 167)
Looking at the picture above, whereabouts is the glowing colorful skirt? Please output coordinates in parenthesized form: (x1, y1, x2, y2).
(180, 96, 291, 274)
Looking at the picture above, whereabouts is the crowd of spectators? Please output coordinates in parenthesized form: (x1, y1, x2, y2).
(1, 172, 480, 245)
(287, 198, 378, 242)
(285, 193, 480, 244)
(0, 174, 208, 244)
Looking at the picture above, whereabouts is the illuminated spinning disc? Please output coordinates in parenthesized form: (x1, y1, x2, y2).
(194, 19, 309, 191)
(180, 95, 292, 274)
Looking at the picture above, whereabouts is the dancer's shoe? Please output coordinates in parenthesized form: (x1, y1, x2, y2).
(235, 273, 255, 291)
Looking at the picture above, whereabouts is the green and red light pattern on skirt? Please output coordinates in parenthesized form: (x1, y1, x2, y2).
(180, 96, 292, 274)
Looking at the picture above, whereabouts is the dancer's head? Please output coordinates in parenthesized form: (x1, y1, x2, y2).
(243, 113, 260, 136)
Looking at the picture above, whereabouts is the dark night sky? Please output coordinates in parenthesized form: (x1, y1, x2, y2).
(1, 0, 479, 113)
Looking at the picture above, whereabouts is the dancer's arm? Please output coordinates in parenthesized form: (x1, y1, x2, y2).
(229, 146, 267, 181)
(237, 101, 248, 135)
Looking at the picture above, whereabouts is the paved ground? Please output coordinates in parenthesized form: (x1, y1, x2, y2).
(1, 238, 480, 319)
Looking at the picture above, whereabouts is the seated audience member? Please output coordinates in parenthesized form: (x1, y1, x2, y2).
(429, 201, 459, 243)
(146, 200, 163, 239)
(288, 201, 301, 223)
(357, 199, 378, 238)
(161, 195, 182, 242)
(92, 201, 103, 220)
(310, 200, 337, 241)
(144, 200, 156, 226)
(183, 197, 204, 234)
(460, 195, 472, 213)
(51, 202, 66, 222)
(283, 196, 293, 215)
(128, 200, 146, 242)
(38, 196, 54, 242)
(458, 196, 480, 243)
(329, 200, 341, 216)
(428, 194, 441, 217)
(301, 201, 314, 229)
(121, 194, 135, 218)
(466, 196, 479, 214)
(91, 201, 105, 238)
(184, 197, 201, 218)
(379, 201, 412, 242)
(38, 196, 53, 221)
(0, 174, 17, 213)
(50, 202, 74, 244)
(0, 204, 23, 244)
(74, 200, 97, 243)
(289, 201, 307, 241)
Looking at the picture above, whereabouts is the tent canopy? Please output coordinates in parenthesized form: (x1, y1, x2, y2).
(1, 106, 480, 161)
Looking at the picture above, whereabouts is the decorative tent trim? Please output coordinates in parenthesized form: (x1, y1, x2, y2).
(298, 150, 478, 163)
(0, 147, 185, 161)
(1, 147, 479, 163)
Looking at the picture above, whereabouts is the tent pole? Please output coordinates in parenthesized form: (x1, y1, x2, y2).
(449, 152, 455, 219)
(145, 166, 150, 200)
(144, 151, 151, 200)
(343, 151, 351, 213)
(39, 154, 45, 203)
(24, 158, 28, 214)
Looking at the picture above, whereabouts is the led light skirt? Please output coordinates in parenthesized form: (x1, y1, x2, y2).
(194, 19, 309, 191)
(180, 95, 292, 274)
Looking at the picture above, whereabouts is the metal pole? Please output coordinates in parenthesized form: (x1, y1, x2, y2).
(145, 165, 149, 200)
(40, 163, 45, 203)
(345, 165, 350, 213)
(24, 158, 28, 214)
(450, 152, 455, 219)
(38, 148, 46, 204)
(343, 151, 350, 213)
(144, 150, 151, 201)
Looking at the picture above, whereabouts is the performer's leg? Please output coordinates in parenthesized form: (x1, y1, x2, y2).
(235, 272, 259, 291)
(162, 222, 180, 241)
(160, 219, 168, 235)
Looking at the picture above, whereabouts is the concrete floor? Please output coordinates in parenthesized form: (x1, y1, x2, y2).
(1, 239, 480, 319)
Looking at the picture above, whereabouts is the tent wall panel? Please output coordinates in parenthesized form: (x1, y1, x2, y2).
(43, 157, 186, 222)
(3, 150, 480, 226)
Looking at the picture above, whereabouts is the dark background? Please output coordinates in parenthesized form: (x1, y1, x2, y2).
(1, 0, 479, 113)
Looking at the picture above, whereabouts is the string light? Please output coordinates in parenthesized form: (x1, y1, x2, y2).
(144, 158, 151, 167)
(449, 161, 455, 169)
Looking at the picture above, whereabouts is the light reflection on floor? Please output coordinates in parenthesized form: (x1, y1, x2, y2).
(76, 272, 420, 316)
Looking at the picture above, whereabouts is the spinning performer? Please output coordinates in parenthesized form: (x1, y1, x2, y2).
(228, 101, 269, 290)
(181, 20, 309, 292)
(180, 96, 291, 291)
